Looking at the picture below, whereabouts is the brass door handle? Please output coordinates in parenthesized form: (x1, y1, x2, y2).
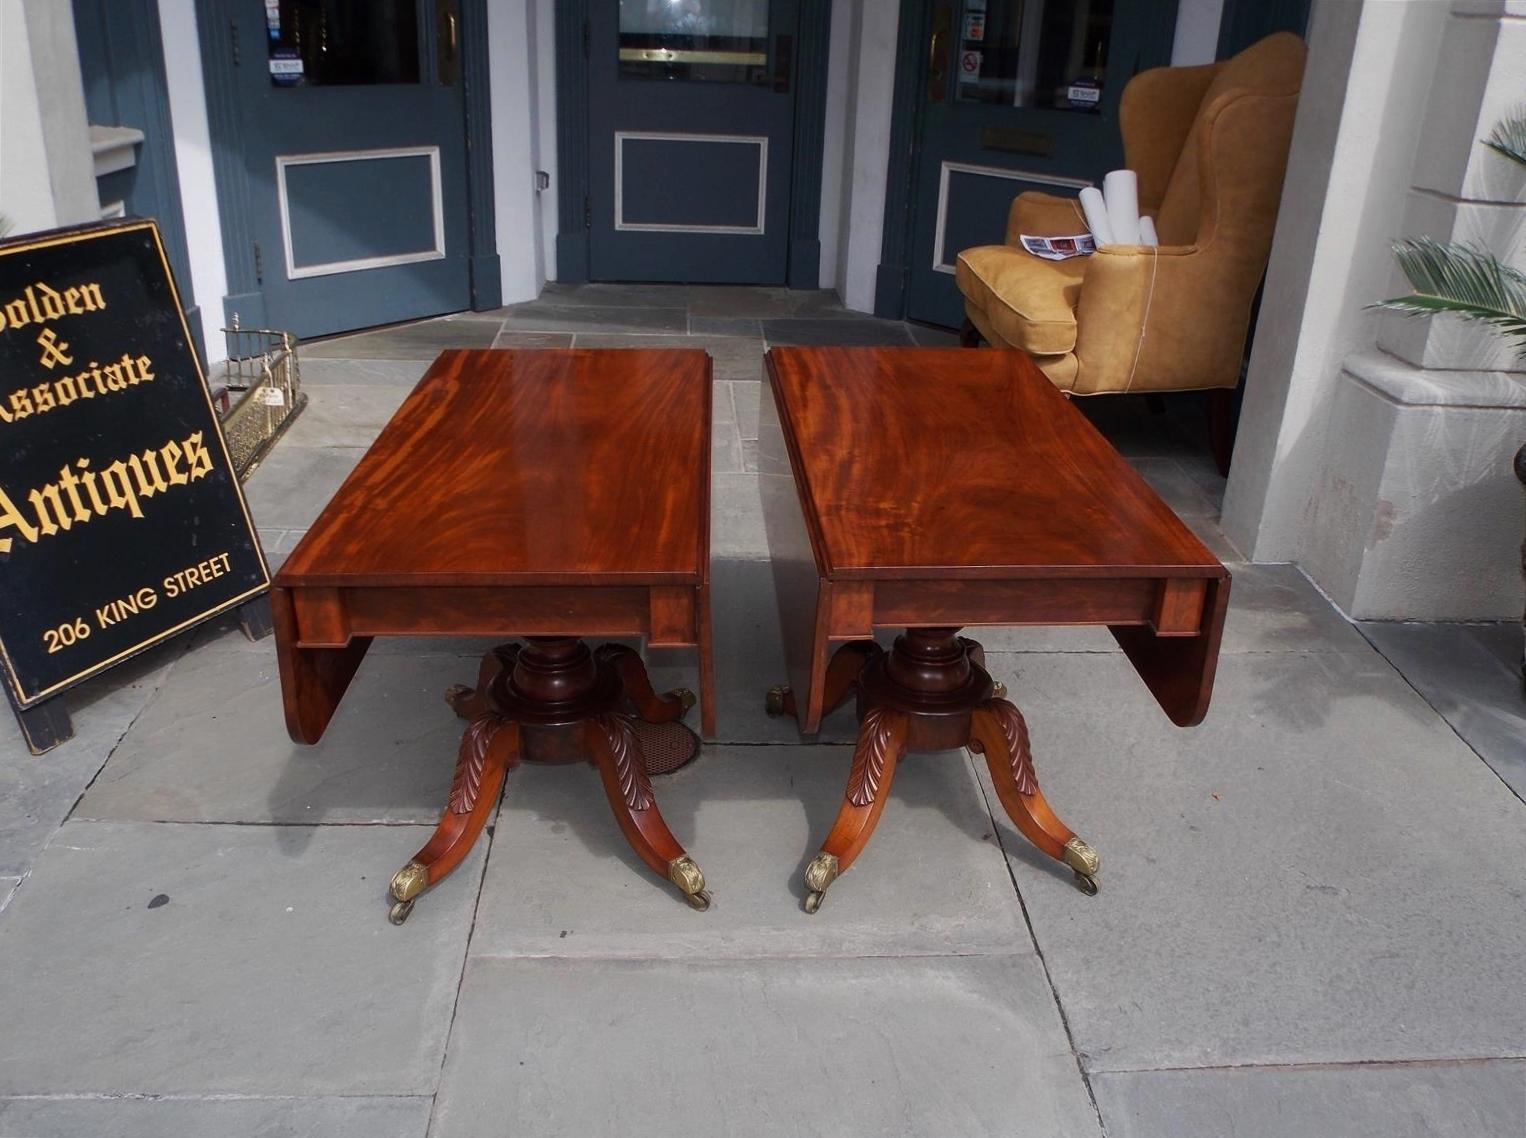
(928, 6, 952, 101)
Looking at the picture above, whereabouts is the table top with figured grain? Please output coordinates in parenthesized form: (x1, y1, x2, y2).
(764, 347, 1224, 581)
(276, 349, 711, 587)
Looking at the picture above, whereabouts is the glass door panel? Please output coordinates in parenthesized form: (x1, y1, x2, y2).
(618, 0, 771, 82)
(265, 0, 422, 87)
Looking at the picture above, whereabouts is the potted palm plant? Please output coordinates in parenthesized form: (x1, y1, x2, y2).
(1376, 112, 1525, 689)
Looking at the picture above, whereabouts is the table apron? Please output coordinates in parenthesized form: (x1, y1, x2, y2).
(284, 584, 701, 648)
(868, 576, 1209, 636)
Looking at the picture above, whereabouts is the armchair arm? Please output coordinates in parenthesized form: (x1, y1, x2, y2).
(1005, 191, 1087, 246)
(1071, 244, 1255, 395)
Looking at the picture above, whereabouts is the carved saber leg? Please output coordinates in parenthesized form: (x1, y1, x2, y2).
(803, 706, 910, 913)
(968, 701, 1100, 895)
(595, 644, 695, 723)
(766, 640, 877, 721)
(389, 717, 521, 924)
(585, 713, 712, 911)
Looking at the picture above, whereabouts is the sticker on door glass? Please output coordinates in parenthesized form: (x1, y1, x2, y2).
(269, 49, 303, 87)
(960, 50, 982, 77)
(963, 13, 985, 40)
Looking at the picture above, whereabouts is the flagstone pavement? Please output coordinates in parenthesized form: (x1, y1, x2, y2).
(0, 285, 1521, 1137)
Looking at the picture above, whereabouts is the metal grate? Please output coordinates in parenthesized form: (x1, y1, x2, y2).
(218, 322, 306, 480)
(633, 719, 701, 775)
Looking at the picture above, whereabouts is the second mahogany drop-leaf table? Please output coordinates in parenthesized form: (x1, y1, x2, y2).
(759, 347, 1230, 911)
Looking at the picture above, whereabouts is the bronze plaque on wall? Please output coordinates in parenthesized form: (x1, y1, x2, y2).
(0, 220, 268, 710)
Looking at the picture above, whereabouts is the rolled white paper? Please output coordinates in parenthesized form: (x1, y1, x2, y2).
(1137, 215, 1159, 247)
(1078, 186, 1115, 247)
(1103, 169, 1140, 245)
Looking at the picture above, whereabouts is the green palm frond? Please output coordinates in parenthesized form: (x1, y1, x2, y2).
(1374, 237, 1526, 355)
(1483, 111, 1526, 167)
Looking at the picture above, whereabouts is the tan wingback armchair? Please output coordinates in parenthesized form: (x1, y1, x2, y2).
(956, 33, 1306, 407)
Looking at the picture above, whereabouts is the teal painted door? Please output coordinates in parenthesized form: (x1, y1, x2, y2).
(587, 0, 801, 284)
(904, 0, 1175, 327)
(231, 0, 471, 338)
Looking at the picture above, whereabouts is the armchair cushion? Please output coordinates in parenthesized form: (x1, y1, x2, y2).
(955, 245, 1087, 356)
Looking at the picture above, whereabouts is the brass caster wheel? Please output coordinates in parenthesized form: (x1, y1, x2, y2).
(992, 680, 1007, 699)
(802, 851, 838, 915)
(444, 683, 473, 713)
(670, 688, 697, 716)
(684, 889, 712, 912)
(1073, 872, 1100, 897)
(765, 685, 790, 717)
(388, 898, 415, 925)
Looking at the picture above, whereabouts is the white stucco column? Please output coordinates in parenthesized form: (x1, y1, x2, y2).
(0, 0, 98, 235)
(1224, 0, 1526, 620)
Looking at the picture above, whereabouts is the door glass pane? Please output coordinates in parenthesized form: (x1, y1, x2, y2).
(618, 0, 770, 83)
(954, 0, 1114, 111)
(266, 0, 421, 88)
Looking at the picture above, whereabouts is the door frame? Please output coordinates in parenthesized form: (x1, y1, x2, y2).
(873, 0, 1179, 320)
(554, 0, 834, 288)
(195, 0, 499, 334)
(73, 0, 202, 357)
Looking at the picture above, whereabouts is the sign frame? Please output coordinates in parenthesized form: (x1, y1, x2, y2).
(0, 218, 272, 747)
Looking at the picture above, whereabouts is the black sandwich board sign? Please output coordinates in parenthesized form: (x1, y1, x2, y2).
(0, 219, 271, 754)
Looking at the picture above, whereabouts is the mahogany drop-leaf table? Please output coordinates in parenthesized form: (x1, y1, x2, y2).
(759, 347, 1230, 911)
(271, 349, 716, 923)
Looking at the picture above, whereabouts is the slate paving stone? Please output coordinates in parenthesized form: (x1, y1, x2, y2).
(498, 302, 688, 335)
(430, 955, 1101, 1138)
(0, 821, 482, 1096)
(1126, 457, 1221, 517)
(908, 321, 962, 345)
(0, 642, 180, 879)
(77, 627, 484, 825)
(277, 382, 410, 448)
(712, 421, 744, 473)
(977, 650, 1526, 1071)
(689, 314, 762, 336)
(687, 285, 846, 319)
(1218, 562, 1369, 654)
(711, 473, 769, 559)
(469, 744, 1028, 959)
(296, 358, 432, 386)
(0, 878, 19, 916)
(535, 281, 688, 309)
(568, 332, 765, 381)
(300, 317, 504, 359)
(762, 316, 915, 346)
(0, 1095, 434, 1138)
(1090, 1060, 1526, 1138)
(242, 445, 365, 530)
(1359, 621, 1526, 799)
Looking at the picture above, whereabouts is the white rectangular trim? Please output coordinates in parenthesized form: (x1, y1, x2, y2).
(614, 131, 768, 235)
(276, 146, 446, 280)
(932, 161, 1091, 275)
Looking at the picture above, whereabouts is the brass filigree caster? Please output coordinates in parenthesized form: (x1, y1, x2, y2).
(1062, 837, 1100, 896)
(803, 851, 839, 914)
(765, 685, 790, 717)
(388, 860, 429, 924)
(444, 683, 474, 713)
(668, 855, 711, 911)
(670, 688, 697, 716)
(992, 680, 1007, 699)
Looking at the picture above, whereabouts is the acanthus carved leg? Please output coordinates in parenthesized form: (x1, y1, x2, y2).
(585, 712, 711, 911)
(802, 706, 911, 913)
(389, 716, 521, 924)
(595, 643, 695, 723)
(968, 699, 1099, 895)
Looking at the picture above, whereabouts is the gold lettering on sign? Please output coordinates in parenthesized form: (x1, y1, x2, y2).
(0, 353, 155, 425)
(0, 430, 216, 553)
(0, 280, 106, 334)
